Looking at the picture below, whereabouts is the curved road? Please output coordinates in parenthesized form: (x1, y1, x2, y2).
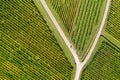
(40, 0, 111, 80)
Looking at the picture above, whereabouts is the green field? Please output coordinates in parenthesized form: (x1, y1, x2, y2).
(72, 0, 106, 61)
(45, 0, 107, 61)
(80, 0, 120, 79)
(45, 0, 81, 34)
(105, 0, 120, 41)
(80, 40, 120, 80)
(0, 0, 73, 79)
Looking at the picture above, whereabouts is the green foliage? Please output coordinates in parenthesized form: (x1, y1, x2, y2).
(45, 0, 80, 33)
(80, 41, 120, 80)
(0, 0, 73, 79)
(72, 0, 105, 60)
(105, 0, 120, 41)
(46, 0, 106, 61)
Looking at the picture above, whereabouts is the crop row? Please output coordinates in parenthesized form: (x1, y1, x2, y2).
(80, 41, 120, 80)
(45, 0, 106, 61)
(72, 0, 105, 60)
(0, 0, 73, 79)
(0, 36, 66, 79)
(45, 0, 80, 33)
(105, 0, 120, 41)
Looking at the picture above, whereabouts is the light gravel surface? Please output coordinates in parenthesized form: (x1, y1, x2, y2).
(40, 0, 111, 80)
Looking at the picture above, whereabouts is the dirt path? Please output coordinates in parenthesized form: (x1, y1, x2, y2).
(40, 0, 111, 80)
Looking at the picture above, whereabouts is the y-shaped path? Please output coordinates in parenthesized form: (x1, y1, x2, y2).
(40, 0, 111, 80)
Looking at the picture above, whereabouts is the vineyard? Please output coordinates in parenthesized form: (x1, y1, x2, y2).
(45, 0, 106, 61)
(0, 0, 73, 79)
(80, 41, 120, 80)
(72, 0, 106, 61)
(105, 0, 120, 41)
(45, 0, 81, 34)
